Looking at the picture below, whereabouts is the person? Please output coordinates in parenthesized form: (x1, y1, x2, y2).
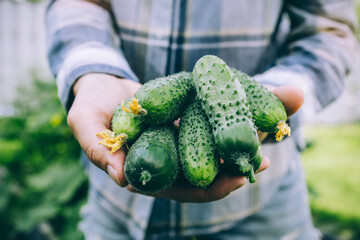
(46, 0, 358, 239)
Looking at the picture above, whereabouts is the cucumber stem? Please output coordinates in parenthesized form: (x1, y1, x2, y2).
(275, 121, 291, 142)
(121, 98, 147, 116)
(248, 168, 256, 183)
(97, 129, 128, 154)
(236, 155, 256, 183)
(139, 170, 151, 185)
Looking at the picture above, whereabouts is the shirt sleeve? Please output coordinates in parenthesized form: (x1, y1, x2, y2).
(255, 0, 359, 112)
(46, 0, 138, 110)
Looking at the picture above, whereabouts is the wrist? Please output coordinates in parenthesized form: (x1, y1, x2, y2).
(72, 73, 142, 104)
(73, 73, 123, 95)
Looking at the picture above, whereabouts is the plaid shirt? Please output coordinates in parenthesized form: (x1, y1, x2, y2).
(46, 1, 358, 239)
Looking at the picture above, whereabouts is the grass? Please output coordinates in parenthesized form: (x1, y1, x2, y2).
(302, 122, 360, 240)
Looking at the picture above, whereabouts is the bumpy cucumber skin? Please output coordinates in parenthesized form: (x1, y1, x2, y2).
(111, 99, 148, 144)
(222, 145, 263, 182)
(134, 72, 196, 125)
(179, 100, 219, 188)
(124, 126, 179, 193)
(193, 55, 260, 181)
(231, 68, 287, 133)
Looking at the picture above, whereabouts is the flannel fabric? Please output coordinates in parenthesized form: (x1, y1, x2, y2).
(46, 1, 358, 239)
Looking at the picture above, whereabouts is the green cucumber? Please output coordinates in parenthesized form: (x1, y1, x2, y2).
(97, 98, 148, 153)
(112, 99, 147, 144)
(133, 72, 196, 125)
(124, 126, 179, 193)
(222, 145, 263, 178)
(231, 68, 290, 141)
(98, 72, 195, 153)
(193, 55, 261, 183)
(178, 100, 219, 188)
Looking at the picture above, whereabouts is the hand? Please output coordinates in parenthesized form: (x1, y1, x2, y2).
(128, 84, 304, 202)
(67, 73, 141, 187)
(273, 85, 304, 116)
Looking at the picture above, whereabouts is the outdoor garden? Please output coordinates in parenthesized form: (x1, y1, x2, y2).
(0, 1, 360, 240)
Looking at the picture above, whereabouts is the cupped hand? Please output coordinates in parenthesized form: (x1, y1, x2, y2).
(67, 73, 141, 187)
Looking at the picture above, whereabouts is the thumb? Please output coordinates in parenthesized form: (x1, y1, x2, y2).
(272, 85, 304, 117)
(67, 105, 128, 187)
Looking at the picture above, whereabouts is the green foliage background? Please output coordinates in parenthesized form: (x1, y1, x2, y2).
(0, 74, 87, 240)
(302, 124, 360, 240)
(0, 2, 359, 238)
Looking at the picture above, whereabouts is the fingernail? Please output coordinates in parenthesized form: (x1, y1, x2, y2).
(107, 165, 121, 186)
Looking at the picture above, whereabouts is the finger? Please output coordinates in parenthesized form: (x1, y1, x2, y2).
(173, 118, 180, 128)
(256, 155, 270, 173)
(272, 85, 304, 117)
(153, 174, 247, 203)
(67, 104, 128, 187)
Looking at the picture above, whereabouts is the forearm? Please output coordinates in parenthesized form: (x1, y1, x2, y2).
(256, 0, 359, 112)
(46, 0, 138, 110)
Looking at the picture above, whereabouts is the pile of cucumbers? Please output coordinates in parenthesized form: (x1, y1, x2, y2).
(97, 55, 290, 193)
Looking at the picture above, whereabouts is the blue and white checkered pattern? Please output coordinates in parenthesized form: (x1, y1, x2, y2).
(46, 1, 358, 239)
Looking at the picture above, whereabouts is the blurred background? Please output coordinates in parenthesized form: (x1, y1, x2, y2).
(0, 0, 359, 240)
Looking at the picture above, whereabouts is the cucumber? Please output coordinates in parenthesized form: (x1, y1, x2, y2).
(132, 72, 196, 125)
(124, 126, 179, 193)
(97, 72, 195, 153)
(178, 100, 219, 188)
(222, 145, 263, 178)
(231, 68, 290, 141)
(112, 99, 147, 143)
(193, 55, 261, 183)
(97, 98, 148, 153)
